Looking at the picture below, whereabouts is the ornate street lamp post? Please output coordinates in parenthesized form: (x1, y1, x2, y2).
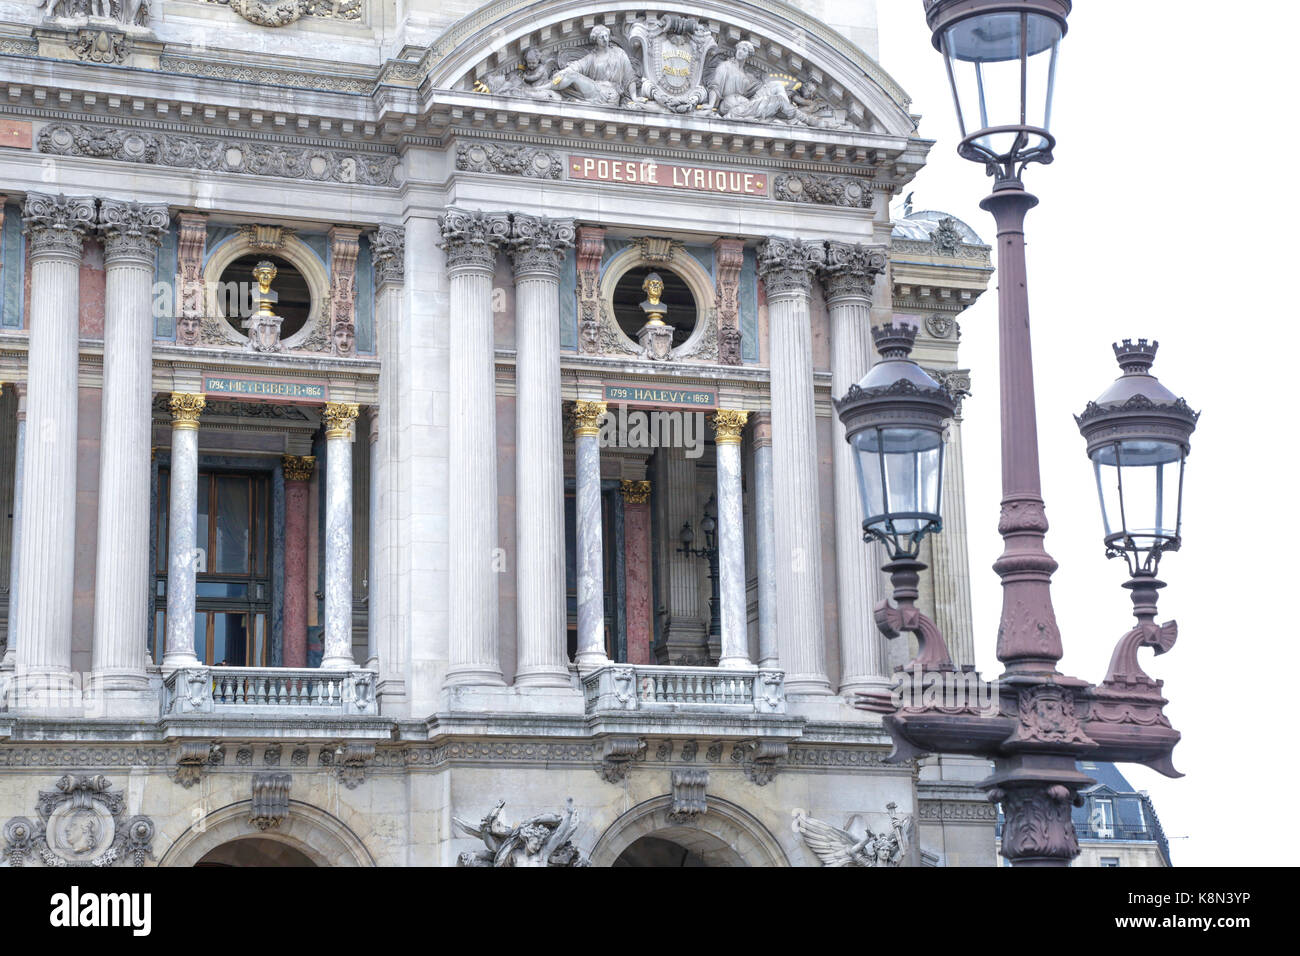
(840, 0, 1200, 866)
(677, 495, 722, 661)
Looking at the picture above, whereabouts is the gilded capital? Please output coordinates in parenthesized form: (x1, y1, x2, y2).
(282, 454, 317, 482)
(619, 479, 651, 504)
(572, 400, 608, 438)
(711, 409, 749, 445)
(323, 401, 360, 439)
(169, 392, 205, 430)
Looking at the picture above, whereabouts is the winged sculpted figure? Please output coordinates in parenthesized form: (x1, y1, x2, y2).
(454, 798, 588, 867)
(792, 803, 913, 867)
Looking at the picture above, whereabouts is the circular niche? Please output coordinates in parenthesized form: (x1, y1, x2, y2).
(611, 266, 697, 350)
(217, 253, 312, 340)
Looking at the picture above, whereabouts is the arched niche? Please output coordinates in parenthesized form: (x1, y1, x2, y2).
(158, 800, 375, 868)
(600, 242, 716, 360)
(587, 794, 790, 867)
(202, 231, 330, 351)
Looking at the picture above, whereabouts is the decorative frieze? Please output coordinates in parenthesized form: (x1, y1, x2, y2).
(774, 172, 873, 207)
(158, 55, 372, 95)
(368, 224, 405, 288)
(456, 141, 563, 180)
(37, 122, 400, 186)
(198, 0, 363, 27)
(2, 775, 155, 868)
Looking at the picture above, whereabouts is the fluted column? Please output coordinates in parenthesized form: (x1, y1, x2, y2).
(4, 383, 26, 666)
(163, 393, 204, 669)
(573, 400, 609, 670)
(441, 209, 509, 686)
(366, 406, 379, 666)
(281, 454, 315, 668)
(756, 238, 831, 695)
(508, 215, 575, 686)
(712, 410, 752, 668)
(822, 241, 891, 696)
(89, 201, 168, 707)
(321, 401, 359, 670)
(14, 194, 94, 697)
(750, 413, 778, 667)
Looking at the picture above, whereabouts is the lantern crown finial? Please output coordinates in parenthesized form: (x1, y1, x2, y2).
(1113, 338, 1158, 374)
(871, 322, 919, 360)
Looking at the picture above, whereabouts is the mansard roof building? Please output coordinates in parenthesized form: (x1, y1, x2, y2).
(0, 0, 995, 867)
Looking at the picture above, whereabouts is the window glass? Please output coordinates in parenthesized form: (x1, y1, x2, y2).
(212, 613, 248, 666)
(214, 476, 251, 574)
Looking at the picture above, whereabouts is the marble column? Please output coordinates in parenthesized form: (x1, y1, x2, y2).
(508, 215, 575, 686)
(573, 400, 609, 670)
(89, 201, 169, 707)
(441, 209, 508, 686)
(620, 480, 653, 666)
(712, 410, 752, 668)
(281, 454, 315, 668)
(366, 407, 379, 667)
(14, 194, 94, 695)
(163, 393, 204, 669)
(4, 383, 26, 666)
(822, 242, 892, 696)
(321, 401, 359, 670)
(756, 238, 831, 695)
(367, 225, 404, 700)
(750, 413, 778, 668)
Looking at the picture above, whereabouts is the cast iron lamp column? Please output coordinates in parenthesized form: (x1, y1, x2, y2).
(840, 0, 1200, 867)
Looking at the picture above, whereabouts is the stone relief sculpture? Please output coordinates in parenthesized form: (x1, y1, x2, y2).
(472, 15, 862, 130)
(454, 798, 589, 867)
(2, 775, 156, 867)
(40, 0, 150, 27)
(792, 803, 913, 867)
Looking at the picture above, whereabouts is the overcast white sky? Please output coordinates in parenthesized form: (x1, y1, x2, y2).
(875, 2, 1299, 867)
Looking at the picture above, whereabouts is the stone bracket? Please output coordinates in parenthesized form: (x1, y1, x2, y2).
(250, 772, 292, 831)
(737, 739, 789, 786)
(173, 741, 222, 788)
(667, 768, 708, 823)
(336, 742, 376, 789)
(596, 735, 647, 783)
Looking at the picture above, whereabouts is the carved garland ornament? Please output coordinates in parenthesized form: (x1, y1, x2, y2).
(3, 775, 155, 868)
(456, 141, 563, 180)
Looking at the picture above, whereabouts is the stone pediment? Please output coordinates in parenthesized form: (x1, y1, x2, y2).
(429, 2, 915, 139)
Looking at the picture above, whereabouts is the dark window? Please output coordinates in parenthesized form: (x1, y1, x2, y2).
(611, 266, 696, 348)
(217, 254, 311, 340)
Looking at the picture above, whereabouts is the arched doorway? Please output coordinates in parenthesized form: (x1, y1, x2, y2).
(196, 838, 317, 867)
(613, 831, 741, 867)
(589, 795, 789, 867)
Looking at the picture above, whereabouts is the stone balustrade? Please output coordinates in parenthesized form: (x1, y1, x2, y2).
(162, 667, 376, 717)
(583, 664, 785, 715)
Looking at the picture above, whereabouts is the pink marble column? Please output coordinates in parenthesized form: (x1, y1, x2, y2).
(621, 480, 653, 665)
(282, 455, 315, 668)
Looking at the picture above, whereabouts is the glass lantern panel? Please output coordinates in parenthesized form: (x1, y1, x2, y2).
(854, 426, 944, 531)
(1092, 440, 1183, 545)
(851, 431, 886, 526)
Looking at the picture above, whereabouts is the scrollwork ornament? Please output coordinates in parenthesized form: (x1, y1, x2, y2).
(439, 208, 509, 274)
(97, 199, 168, 263)
(368, 224, 405, 288)
(22, 192, 96, 259)
(774, 172, 873, 208)
(229, 0, 306, 27)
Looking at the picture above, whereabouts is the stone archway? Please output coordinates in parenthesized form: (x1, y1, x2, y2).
(158, 800, 375, 868)
(588, 794, 789, 867)
(196, 837, 317, 867)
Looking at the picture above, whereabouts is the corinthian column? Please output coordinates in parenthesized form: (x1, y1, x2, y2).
(750, 413, 778, 668)
(712, 409, 752, 668)
(756, 237, 831, 695)
(572, 400, 609, 671)
(508, 215, 575, 686)
(441, 209, 509, 686)
(4, 383, 26, 666)
(321, 401, 359, 670)
(163, 393, 204, 669)
(89, 201, 168, 710)
(822, 241, 892, 697)
(14, 193, 94, 699)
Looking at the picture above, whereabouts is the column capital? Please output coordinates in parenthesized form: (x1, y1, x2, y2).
(282, 454, 316, 482)
(711, 409, 749, 445)
(619, 479, 651, 504)
(22, 192, 95, 261)
(508, 215, 575, 279)
(821, 241, 887, 305)
(368, 224, 405, 288)
(439, 208, 509, 275)
(97, 200, 169, 264)
(322, 401, 360, 439)
(756, 237, 825, 298)
(168, 392, 205, 430)
(572, 400, 608, 438)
